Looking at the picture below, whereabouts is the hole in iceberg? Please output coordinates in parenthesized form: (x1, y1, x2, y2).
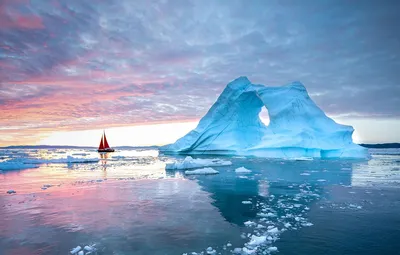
(259, 107, 270, 127)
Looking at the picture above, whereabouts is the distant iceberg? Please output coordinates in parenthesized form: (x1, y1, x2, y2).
(160, 76, 369, 159)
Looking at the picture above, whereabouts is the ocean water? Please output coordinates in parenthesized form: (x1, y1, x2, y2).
(0, 148, 399, 255)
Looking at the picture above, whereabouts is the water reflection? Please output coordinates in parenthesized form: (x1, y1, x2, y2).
(180, 158, 357, 226)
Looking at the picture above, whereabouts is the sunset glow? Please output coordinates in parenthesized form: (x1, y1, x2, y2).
(1, 0, 399, 146)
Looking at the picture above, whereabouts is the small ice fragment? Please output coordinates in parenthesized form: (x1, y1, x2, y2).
(184, 168, 219, 175)
(248, 235, 267, 246)
(6, 190, 16, 194)
(84, 246, 94, 251)
(244, 221, 255, 226)
(166, 156, 232, 170)
(70, 246, 81, 254)
(206, 246, 216, 254)
(227, 243, 232, 247)
(268, 227, 279, 234)
(284, 223, 292, 228)
(78, 251, 84, 255)
(268, 247, 278, 252)
(242, 200, 252, 204)
(242, 247, 256, 254)
(300, 173, 310, 176)
(317, 179, 326, 182)
(233, 248, 242, 253)
(235, 167, 252, 173)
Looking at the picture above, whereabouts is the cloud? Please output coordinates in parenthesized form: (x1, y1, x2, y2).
(0, 0, 399, 144)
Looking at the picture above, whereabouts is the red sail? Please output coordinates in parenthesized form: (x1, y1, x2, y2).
(103, 132, 110, 149)
(98, 133, 105, 150)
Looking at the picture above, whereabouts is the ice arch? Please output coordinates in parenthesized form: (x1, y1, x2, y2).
(160, 77, 368, 159)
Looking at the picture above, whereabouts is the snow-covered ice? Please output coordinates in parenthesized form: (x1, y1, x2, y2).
(235, 167, 252, 173)
(70, 246, 81, 254)
(166, 156, 232, 170)
(160, 76, 369, 159)
(248, 235, 267, 246)
(184, 168, 219, 175)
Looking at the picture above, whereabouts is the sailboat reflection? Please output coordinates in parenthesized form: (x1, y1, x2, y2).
(100, 152, 109, 172)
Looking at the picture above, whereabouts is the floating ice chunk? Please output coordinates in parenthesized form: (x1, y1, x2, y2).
(70, 246, 81, 254)
(302, 222, 314, 227)
(242, 200, 252, 204)
(6, 190, 16, 194)
(227, 243, 232, 247)
(292, 157, 314, 161)
(300, 173, 310, 176)
(317, 179, 326, 182)
(284, 223, 292, 228)
(233, 248, 242, 253)
(206, 247, 216, 254)
(166, 156, 231, 170)
(267, 227, 279, 234)
(248, 235, 267, 246)
(84, 245, 94, 251)
(242, 247, 256, 254)
(244, 221, 256, 226)
(72, 153, 89, 156)
(235, 167, 252, 173)
(0, 161, 39, 170)
(258, 212, 276, 217)
(184, 168, 219, 175)
(268, 247, 278, 252)
(78, 251, 84, 255)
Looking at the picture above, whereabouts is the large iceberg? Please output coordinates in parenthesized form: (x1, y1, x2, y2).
(160, 77, 369, 159)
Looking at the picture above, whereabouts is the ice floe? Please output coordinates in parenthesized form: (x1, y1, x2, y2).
(184, 168, 219, 175)
(6, 190, 16, 194)
(0, 161, 39, 170)
(166, 156, 232, 170)
(0, 156, 99, 171)
(69, 244, 96, 255)
(235, 167, 252, 173)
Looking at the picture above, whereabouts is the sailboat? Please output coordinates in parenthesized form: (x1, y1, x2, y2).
(98, 130, 115, 153)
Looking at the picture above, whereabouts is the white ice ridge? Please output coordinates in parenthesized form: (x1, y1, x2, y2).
(165, 156, 232, 170)
(0, 156, 99, 170)
(160, 76, 369, 159)
(184, 167, 219, 175)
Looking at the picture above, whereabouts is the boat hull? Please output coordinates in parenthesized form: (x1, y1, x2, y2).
(98, 149, 115, 153)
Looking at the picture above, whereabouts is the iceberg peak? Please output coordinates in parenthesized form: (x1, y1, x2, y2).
(161, 77, 369, 159)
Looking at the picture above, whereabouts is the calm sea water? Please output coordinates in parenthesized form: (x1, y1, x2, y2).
(0, 148, 399, 255)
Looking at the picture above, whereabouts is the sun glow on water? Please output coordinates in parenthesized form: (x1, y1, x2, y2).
(39, 122, 199, 147)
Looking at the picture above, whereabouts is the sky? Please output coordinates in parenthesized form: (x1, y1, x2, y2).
(0, 0, 399, 146)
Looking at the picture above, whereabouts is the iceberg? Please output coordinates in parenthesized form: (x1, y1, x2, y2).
(160, 76, 369, 159)
(165, 156, 232, 170)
